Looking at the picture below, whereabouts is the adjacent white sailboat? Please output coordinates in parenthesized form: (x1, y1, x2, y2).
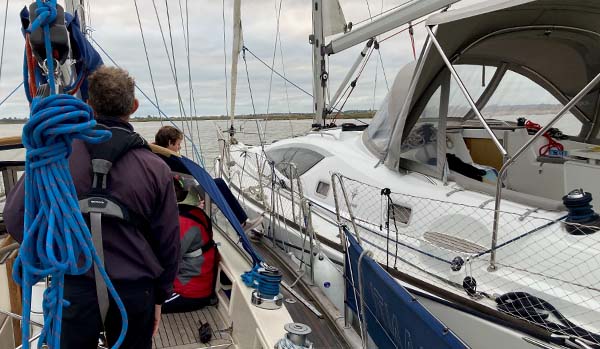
(219, 1, 600, 348)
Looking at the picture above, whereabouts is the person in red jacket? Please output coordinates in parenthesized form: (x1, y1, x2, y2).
(162, 175, 218, 313)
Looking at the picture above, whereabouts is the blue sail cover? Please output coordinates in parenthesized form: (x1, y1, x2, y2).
(166, 155, 263, 265)
(344, 229, 466, 349)
(64, 11, 103, 99)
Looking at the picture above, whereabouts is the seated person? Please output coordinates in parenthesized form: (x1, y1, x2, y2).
(155, 126, 262, 232)
(163, 175, 217, 313)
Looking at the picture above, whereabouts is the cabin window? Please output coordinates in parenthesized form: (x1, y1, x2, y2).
(402, 65, 496, 167)
(387, 203, 412, 225)
(316, 181, 330, 197)
(448, 65, 497, 118)
(401, 86, 441, 166)
(266, 147, 325, 178)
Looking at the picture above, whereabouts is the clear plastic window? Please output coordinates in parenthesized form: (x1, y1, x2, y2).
(481, 70, 582, 136)
(401, 87, 441, 166)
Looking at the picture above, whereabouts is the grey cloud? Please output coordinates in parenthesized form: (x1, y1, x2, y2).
(0, 0, 418, 118)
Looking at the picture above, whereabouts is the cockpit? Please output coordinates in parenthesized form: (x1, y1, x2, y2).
(364, 3, 600, 207)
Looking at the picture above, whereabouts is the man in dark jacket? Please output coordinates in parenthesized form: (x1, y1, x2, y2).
(3, 66, 180, 349)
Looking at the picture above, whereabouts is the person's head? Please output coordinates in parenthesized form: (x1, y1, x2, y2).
(88, 66, 138, 121)
(155, 126, 183, 153)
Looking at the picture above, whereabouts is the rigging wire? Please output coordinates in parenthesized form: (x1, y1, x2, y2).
(372, 54, 378, 110)
(0, 82, 24, 108)
(265, 0, 284, 115)
(164, 0, 192, 159)
(276, 21, 293, 131)
(89, 36, 205, 165)
(262, 0, 285, 137)
(373, 0, 392, 91)
(242, 50, 257, 117)
(331, 45, 375, 123)
(243, 46, 312, 98)
(352, 0, 415, 27)
(242, 48, 268, 152)
(187, 0, 203, 163)
(363, 0, 373, 20)
(150, 0, 193, 160)
(133, 0, 163, 125)
(273, 0, 295, 137)
(0, 0, 9, 84)
(379, 17, 426, 43)
(378, 51, 389, 91)
(179, 0, 205, 164)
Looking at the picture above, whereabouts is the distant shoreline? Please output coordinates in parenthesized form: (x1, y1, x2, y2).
(0, 111, 376, 124)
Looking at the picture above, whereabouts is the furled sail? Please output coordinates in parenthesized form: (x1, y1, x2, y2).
(323, 0, 346, 37)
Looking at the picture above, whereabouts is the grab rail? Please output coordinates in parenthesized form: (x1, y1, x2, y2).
(331, 173, 361, 245)
(425, 25, 508, 157)
(489, 70, 600, 270)
(426, 25, 600, 271)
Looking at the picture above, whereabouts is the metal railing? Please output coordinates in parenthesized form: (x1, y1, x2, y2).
(331, 173, 361, 245)
(425, 24, 600, 270)
(221, 148, 322, 284)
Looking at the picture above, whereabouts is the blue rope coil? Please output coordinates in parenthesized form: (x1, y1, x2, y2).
(15, 94, 132, 349)
(256, 268, 282, 298)
(241, 264, 282, 298)
(15, 1, 129, 346)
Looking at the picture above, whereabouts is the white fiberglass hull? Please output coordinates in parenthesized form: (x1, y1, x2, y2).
(219, 128, 600, 348)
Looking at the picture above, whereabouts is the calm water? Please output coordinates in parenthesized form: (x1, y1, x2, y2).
(0, 119, 314, 174)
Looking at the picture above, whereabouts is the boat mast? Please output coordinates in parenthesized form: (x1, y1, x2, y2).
(229, 0, 242, 137)
(63, 0, 85, 95)
(311, 0, 327, 128)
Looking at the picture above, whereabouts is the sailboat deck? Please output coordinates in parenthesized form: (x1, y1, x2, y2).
(153, 306, 232, 349)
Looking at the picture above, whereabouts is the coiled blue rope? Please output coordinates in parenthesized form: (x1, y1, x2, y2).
(26, 0, 57, 94)
(14, 1, 129, 348)
(15, 94, 131, 349)
(241, 264, 282, 298)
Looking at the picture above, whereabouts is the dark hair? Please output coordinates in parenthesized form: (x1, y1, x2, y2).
(88, 66, 135, 118)
(155, 126, 183, 148)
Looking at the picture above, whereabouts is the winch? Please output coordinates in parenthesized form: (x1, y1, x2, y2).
(562, 189, 600, 235)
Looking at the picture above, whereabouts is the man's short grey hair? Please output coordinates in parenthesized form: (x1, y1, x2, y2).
(88, 66, 135, 118)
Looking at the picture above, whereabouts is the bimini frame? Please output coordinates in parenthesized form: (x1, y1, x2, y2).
(424, 24, 600, 271)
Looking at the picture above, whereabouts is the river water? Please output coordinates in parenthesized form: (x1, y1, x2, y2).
(0, 118, 315, 174)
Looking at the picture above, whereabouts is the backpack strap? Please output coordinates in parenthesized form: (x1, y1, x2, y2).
(179, 205, 216, 260)
(183, 240, 216, 258)
(179, 204, 213, 239)
(78, 123, 150, 322)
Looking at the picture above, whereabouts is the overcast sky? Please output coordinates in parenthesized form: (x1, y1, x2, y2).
(0, 0, 433, 119)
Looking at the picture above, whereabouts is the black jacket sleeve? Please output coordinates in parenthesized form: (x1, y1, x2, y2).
(150, 169, 181, 305)
(3, 176, 25, 243)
